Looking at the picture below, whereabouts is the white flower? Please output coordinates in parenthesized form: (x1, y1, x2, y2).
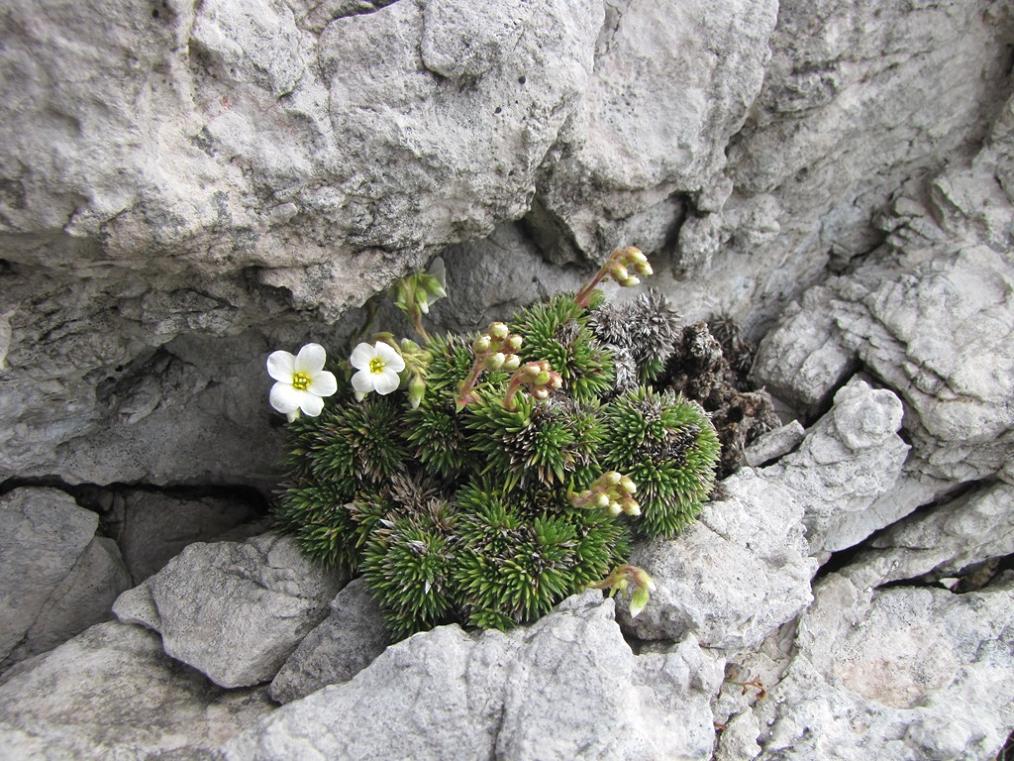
(350, 341, 405, 400)
(267, 343, 338, 422)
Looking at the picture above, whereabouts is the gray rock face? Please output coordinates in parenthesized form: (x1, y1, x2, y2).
(736, 574, 1014, 761)
(743, 419, 805, 467)
(621, 468, 816, 649)
(844, 481, 1014, 591)
(0, 621, 274, 759)
(752, 108, 1014, 487)
(225, 592, 724, 761)
(114, 533, 343, 688)
(269, 577, 388, 704)
(99, 488, 262, 582)
(0, 488, 130, 670)
(768, 378, 909, 557)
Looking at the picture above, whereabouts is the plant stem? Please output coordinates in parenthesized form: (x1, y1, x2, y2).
(455, 358, 485, 411)
(411, 309, 431, 343)
(574, 248, 621, 308)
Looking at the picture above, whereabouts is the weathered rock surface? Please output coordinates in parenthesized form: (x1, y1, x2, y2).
(225, 592, 724, 761)
(768, 378, 909, 557)
(620, 468, 815, 649)
(0, 621, 274, 759)
(0, 488, 130, 670)
(743, 419, 805, 467)
(844, 481, 1014, 591)
(269, 577, 388, 704)
(114, 533, 343, 688)
(753, 101, 1014, 487)
(726, 574, 1014, 761)
(97, 487, 263, 582)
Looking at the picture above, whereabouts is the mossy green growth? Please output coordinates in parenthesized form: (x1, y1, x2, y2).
(274, 282, 720, 640)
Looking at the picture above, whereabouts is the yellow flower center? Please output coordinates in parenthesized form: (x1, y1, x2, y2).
(291, 371, 311, 391)
(369, 357, 385, 374)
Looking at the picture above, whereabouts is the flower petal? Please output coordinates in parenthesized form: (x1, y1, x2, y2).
(351, 369, 375, 394)
(299, 392, 325, 417)
(267, 351, 296, 382)
(375, 342, 405, 373)
(373, 368, 401, 395)
(294, 343, 327, 374)
(269, 382, 301, 414)
(308, 370, 338, 397)
(349, 343, 375, 370)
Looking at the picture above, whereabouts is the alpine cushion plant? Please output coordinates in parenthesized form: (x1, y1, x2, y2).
(267, 248, 722, 640)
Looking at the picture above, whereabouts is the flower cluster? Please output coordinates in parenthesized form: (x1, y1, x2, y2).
(503, 359, 563, 411)
(570, 471, 640, 516)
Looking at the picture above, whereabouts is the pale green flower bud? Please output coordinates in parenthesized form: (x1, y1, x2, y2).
(533, 387, 549, 400)
(608, 500, 622, 516)
(408, 374, 426, 409)
(623, 498, 640, 516)
(503, 354, 521, 370)
(635, 261, 653, 276)
(610, 263, 629, 282)
(507, 334, 523, 351)
(596, 493, 610, 508)
(629, 586, 650, 618)
(535, 371, 550, 386)
(524, 362, 541, 377)
(626, 248, 647, 266)
(474, 335, 492, 352)
(489, 322, 509, 339)
(487, 352, 506, 370)
(620, 476, 636, 494)
(605, 471, 622, 485)
(622, 275, 640, 287)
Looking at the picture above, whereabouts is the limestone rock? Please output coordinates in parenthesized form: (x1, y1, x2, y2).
(743, 420, 806, 466)
(0, 621, 274, 759)
(740, 574, 1014, 761)
(269, 577, 388, 704)
(100, 488, 263, 582)
(223, 592, 724, 761)
(114, 533, 343, 688)
(844, 481, 1014, 590)
(767, 378, 909, 557)
(620, 468, 816, 649)
(0, 488, 130, 670)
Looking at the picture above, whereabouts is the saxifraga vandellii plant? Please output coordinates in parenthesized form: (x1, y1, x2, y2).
(266, 246, 721, 640)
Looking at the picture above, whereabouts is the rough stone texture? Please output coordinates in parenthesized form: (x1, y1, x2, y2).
(96, 488, 263, 582)
(269, 577, 388, 704)
(844, 481, 1014, 591)
(2, 1, 1011, 492)
(753, 98, 1014, 487)
(767, 378, 909, 557)
(224, 592, 724, 761)
(0, 621, 274, 760)
(620, 468, 816, 649)
(0, 487, 130, 670)
(114, 533, 344, 688)
(725, 574, 1014, 761)
(743, 419, 805, 466)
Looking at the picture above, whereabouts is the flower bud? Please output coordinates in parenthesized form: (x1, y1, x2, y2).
(504, 354, 521, 370)
(533, 387, 549, 400)
(596, 493, 610, 508)
(620, 476, 637, 494)
(626, 247, 647, 265)
(474, 335, 492, 353)
(610, 263, 629, 282)
(524, 362, 541, 378)
(487, 352, 506, 370)
(629, 586, 650, 618)
(635, 261, 653, 276)
(608, 500, 622, 516)
(489, 322, 509, 339)
(534, 371, 550, 386)
(622, 275, 640, 287)
(507, 334, 523, 351)
(417, 294, 430, 314)
(605, 471, 622, 485)
(408, 375, 426, 409)
(623, 498, 641, 516)
(548, 373, 563, 390)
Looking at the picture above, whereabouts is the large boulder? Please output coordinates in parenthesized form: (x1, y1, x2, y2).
(224, 592, 725, 761)
(114, 533, 344, 688)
